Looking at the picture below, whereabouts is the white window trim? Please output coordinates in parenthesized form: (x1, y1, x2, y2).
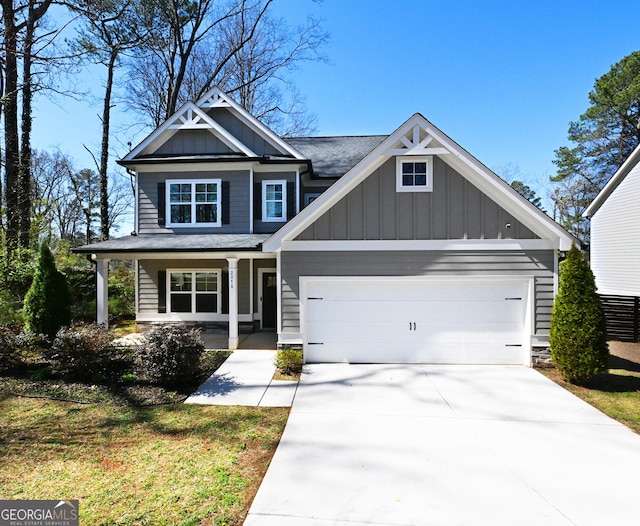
(167, 179, 222, 227)
(262, 179, 287, 222)
(167, 269, 222, 315)
(396, 156, 433, 192)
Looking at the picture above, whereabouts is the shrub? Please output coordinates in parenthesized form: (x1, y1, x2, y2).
(0, 327, 49, 374)
(136, 326, 204, 388)
(274, 349, 303, 375)
(0, 327, 22, 374)
(550, 244, 609, 384)
(47, 324, 128, 381)
(23, 244, 71, 338)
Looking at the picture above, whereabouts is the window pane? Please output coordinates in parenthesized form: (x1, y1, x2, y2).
(196, 272, 217, 292)
(266, 201, 283, 218)
(171, 294, 191, 312)
(169, 183, 191, 203)
(195, 183, 217, 203)
(170, 272, 192, 292)
(403, 174, 414, 186)
(415, 162, 427, 174)
(415, 174, 427, 186)
(196, 294, 217, 313)
(196, 203, 217, 223)
(171, 204, 191, 223)
(402, 162, 414, 174)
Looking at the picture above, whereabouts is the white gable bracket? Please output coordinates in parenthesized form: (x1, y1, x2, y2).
(387, 125, 452, 156)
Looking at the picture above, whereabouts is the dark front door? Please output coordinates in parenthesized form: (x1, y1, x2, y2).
(262, 272, 277, 330)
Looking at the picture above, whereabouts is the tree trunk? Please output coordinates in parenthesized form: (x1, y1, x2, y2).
(19, 0, 36, 249)
(99, 49, 118, 241)
(2, 0, 21, 254)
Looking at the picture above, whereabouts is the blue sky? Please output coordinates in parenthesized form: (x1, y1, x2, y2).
(32, 0, 640, 214)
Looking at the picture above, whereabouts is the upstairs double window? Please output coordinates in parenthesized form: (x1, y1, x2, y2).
(167, 179, 221, 227)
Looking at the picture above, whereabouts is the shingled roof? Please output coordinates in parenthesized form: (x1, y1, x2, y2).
(73, 234, 270, 254)
(288, 135, 387, 178)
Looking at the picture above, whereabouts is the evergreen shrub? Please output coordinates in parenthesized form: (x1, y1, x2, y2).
(23, 244, 71, 338)
(550, 244, 609, 384)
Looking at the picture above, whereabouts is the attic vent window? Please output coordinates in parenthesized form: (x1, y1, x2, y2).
(396, 156, 433, 192)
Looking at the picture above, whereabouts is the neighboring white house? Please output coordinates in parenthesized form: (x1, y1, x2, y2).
(584, 145, 640, 297)
(584, 145, 640, 342)
(76, 87, 577, 365)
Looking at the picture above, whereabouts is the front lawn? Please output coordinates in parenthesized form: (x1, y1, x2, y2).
(0, 396, 288, 525)
(540, 342, 640, 434)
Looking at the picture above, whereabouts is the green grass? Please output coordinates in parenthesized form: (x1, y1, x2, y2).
(0, 397, 289, 525)
(541, 365, 640, 434)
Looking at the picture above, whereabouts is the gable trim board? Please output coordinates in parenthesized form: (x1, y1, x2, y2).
(263, 113, 576, 253)
(122, 87, 305, 163)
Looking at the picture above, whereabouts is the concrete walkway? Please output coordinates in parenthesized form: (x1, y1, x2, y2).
(245, 364, 640, 526)
(185, 350, 298, 406)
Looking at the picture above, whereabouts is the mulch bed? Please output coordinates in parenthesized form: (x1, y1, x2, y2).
(0, 350, 230, 406)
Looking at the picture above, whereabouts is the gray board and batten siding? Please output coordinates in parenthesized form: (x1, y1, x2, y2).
(137, 170, 297, 235)
(280, 250, 555, 338)
(296, 157, 539, 241)
(155, 108, 286, 157)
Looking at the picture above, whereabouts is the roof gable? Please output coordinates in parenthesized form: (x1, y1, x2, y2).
(264, 113, 577, 251)
(584, 143, 640, 218)
(121, 87, 305, 162)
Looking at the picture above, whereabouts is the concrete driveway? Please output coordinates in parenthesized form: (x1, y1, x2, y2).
(245, 365, 640, 526)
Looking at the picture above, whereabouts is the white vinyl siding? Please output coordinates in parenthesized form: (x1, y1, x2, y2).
(590, 163, 640, 296)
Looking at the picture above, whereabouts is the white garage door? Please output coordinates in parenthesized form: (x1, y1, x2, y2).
(303, 278, 530, 364)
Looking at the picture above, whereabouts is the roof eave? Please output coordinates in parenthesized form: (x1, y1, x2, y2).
(583, 143, 640, 218)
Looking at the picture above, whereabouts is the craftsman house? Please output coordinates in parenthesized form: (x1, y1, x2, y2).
(76, 87, 576, 365)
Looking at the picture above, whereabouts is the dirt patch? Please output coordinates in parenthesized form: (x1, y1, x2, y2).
(608, 341, 640, 372)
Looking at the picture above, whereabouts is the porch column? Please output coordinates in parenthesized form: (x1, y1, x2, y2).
(96, 257, 110, 328)
(227, 257, 239, 350)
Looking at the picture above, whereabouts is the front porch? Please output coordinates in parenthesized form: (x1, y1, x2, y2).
(73, 234, 276, 350)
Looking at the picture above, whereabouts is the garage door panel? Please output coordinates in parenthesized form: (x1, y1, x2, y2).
(303, 279, 529, 364)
